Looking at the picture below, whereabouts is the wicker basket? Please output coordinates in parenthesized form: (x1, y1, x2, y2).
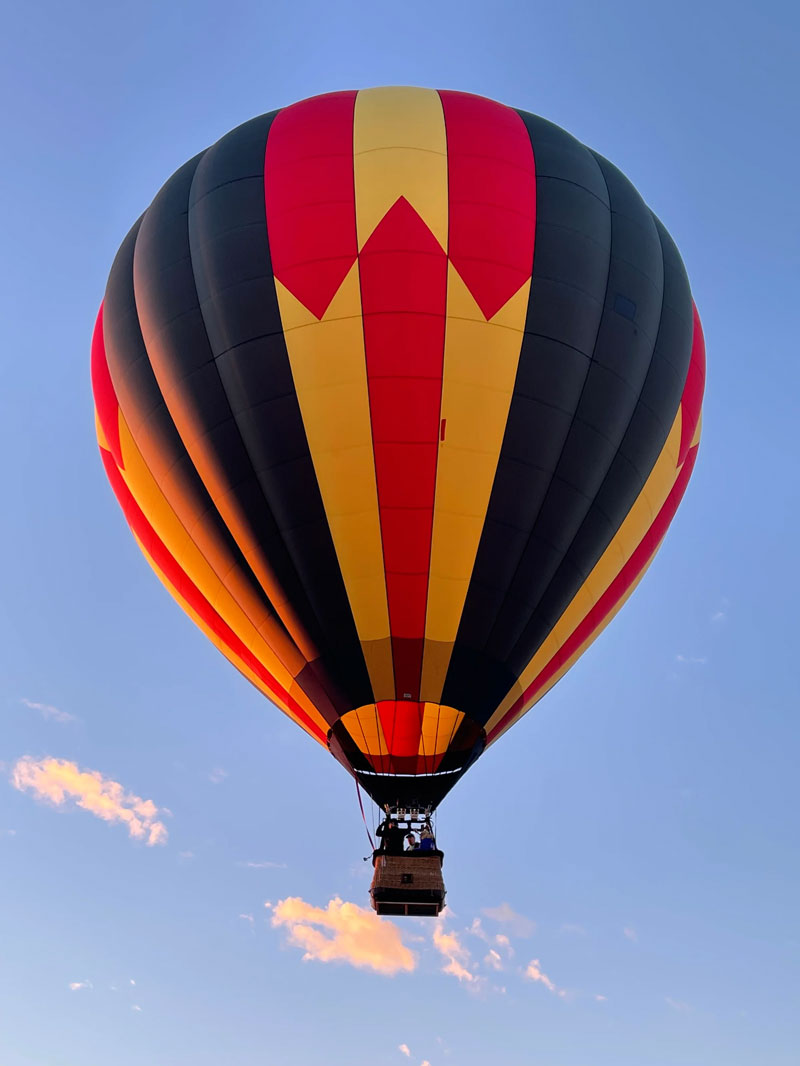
(370, 852, 446, 917)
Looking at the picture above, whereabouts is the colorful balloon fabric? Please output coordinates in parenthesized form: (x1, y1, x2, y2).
(92, 88, 705, 810)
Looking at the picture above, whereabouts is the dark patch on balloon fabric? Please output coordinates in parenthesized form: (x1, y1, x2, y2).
(443, 113, 694, 724)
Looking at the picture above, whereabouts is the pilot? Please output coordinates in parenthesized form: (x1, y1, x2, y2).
(375, 816, 405, 855)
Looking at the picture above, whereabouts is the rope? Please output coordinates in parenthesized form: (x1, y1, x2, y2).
(355, 777, 375, 852)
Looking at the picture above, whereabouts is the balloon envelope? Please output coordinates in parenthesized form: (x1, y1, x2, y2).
(92, 88, 704, 811)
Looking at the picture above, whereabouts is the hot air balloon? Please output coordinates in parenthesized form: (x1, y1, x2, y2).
(92, 88, 704, 914)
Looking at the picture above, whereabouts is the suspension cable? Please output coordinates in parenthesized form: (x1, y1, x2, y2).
(355, 777, 375, 852)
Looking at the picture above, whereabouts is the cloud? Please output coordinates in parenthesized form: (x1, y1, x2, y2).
(623, 927, 637, 942)
(10, 757, 168, 845)
(524, 958, 564, 997)
(421, 1061, 431, 1066)
(270, 897, 415, 975)
(1, 829, 16, 837)
(594, 994, 608, 1002)
(484, 948, 503, 971)
(711, 597, 730, 623)
(238, 860, 287, 869)
(665, 997, 691, 1012)
(398, 1045, 411, 1058)
(432, 923, 476, 983)
(178, 850, 194, 860)
(560, 923, 586, 936)
(21, 698, 76, 725)
(208, 767, 227, 784)
(675, 654, 707, 665)
(470, 917, 514, 953)
(495, 933, 514, 956)
(68, 981, 92, 991)
(131, 1004, 142, 1013)
(481, 903, 535, 937)
(239, 913, 255, 926)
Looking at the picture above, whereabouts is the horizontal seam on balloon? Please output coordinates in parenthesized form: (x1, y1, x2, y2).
(534, 173, 610, 205)
(188, 173, 266, 207)
(527, 273, 608, 304)
(353, 145, 447, 158)
(533, 221, 612, 251)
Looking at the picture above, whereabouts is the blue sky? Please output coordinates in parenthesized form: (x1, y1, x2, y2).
(1, 1, 798, 1064)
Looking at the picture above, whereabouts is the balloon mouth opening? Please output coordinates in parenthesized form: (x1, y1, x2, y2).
(327, 702, 485, 776)
(327, 705, 486, 811)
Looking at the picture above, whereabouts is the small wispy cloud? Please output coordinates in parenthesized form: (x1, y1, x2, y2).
(482, 903, 535, 937)
(524, 958, 565, 997)
(560, 923, 586, 936)
(68, 980, 92, 991)
(495, 933, 514, 956)
(432, 923, 476, 983)
(710, 597, 730, 623)
(623, 927, 638, 942)
(239, 913, 255, 926)
(1, 829, 16, 837)
(398, 1045, 411, 1058)
(269, 897, 415, 975)
(131, 1004, 142, 1013)
(208, 767, 227, 784)
(178, 850, 194, 861)
(665, 996, 691, 1012)
(421, 1061, 431, 1066)
(675, 654, 707, 665)
(21, 698, 76, 725)
(594, 994, 607, 1002)
(11, 757, 168, 845)
(484, 948, 503, 971)
(470, 916, 516, 950)
(238, 860, 287, 869)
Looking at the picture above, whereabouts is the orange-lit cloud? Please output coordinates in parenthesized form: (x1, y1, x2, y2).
(269, 897, 415, 975)
(432, 923, 476, 983)
(484, 948, 503, 970)
(398, 1045, 411, 1057)
(495, 933, 513, 956)
(469, 917, 515, 959)
(524, 958, 564, 996)
(10, 757, 168, 845)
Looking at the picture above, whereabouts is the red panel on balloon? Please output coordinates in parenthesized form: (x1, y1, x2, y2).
(360, 197, 448, 695)
(679, 304, 706, 465)
(439, 90, 536, 320)
(265, 91, 358, 320)
(91, 305, 123, 469)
